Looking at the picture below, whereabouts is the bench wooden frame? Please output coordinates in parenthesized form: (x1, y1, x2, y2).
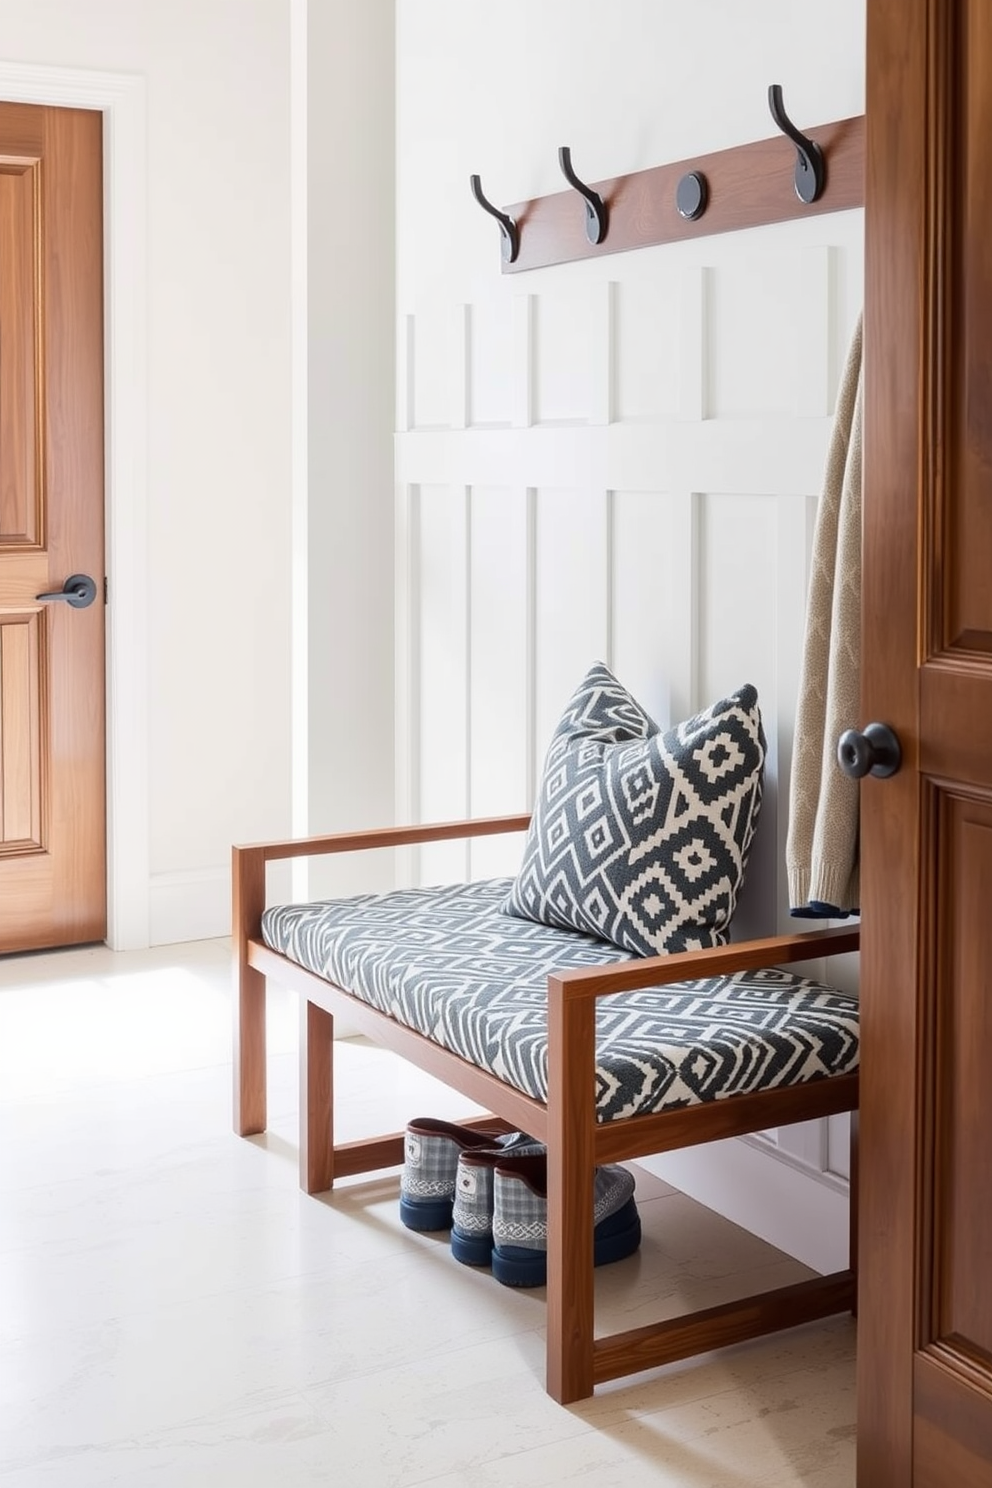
(233, 813, 860, 1404)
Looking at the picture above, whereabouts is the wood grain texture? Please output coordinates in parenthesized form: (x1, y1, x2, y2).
(593, 1271, 856, 1385)
(300, 999, 334, 1195)
(500, 115, 864, 275)
(915, 1355, 992, 1488)
(232, 845, 267, 1136)
(934, 796, 992, 1359)
(329, 1117, 515, 1181)
(0, 159, 40, 545)
(849, 1110, 860, 1317)
(592, 1073, 859, 1166)
(553, 924, 860, 999)
(949, 0, 992, 651)
(862, 0, 992, 1481)
(859, 0, 931, 1478)
(0, 615, 41, 845)
(0, 102, 105, 952)
(235, 811, 531, 859)
(546, 968, 596, 1404)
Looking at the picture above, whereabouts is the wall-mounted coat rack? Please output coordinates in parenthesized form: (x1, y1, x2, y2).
(471, 92, 864, 275)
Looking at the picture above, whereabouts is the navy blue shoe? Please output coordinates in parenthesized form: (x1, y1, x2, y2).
(450, 1134, 546, 1266)
(490, 1153, 641, 1288)
(399, 1118, 527, 1233)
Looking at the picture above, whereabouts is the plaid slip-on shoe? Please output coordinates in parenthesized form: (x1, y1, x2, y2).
(400, 1118, 526, 1232)
(491, 1152, 642, 1288)
(450, 1134, 546, 1268)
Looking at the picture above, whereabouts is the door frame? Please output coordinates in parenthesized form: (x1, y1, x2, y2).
(0, 60, 149, 950)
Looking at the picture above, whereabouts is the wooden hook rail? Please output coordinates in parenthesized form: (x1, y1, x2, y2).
(494, 113, 864, 274)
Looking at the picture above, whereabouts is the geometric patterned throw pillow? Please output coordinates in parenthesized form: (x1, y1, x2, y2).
(502, 662, 766, 956)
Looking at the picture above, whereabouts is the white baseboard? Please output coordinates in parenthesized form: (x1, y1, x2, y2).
(149, 860, 296, 946)
(149, 867, 230, 945)
(637, 1135, 851, 1276)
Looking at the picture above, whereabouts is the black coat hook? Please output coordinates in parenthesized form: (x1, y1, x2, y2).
(558, 147, 608, 244)
(768, 84, 825, 204)
(470, 175, 519, 263)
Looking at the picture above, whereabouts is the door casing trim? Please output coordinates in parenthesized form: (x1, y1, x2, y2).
(0, 60, 149, 949)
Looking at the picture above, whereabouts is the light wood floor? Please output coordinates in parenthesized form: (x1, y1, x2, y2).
(0, 938, 856, 1487)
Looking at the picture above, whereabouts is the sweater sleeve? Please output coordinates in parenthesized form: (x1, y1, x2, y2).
(787, 313, 863, 916)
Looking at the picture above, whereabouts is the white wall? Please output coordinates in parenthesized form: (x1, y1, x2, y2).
(0, 0, 397, 941)
(305, 0, 396, 901)
(396, 0, 865, 1269)
(0, 0, 295, 942)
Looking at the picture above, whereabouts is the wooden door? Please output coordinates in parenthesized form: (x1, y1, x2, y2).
(0, 103, 105, 953)
(860, 1, 992, 1482)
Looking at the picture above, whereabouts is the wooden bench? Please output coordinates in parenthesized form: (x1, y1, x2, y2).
(232, 812, 859, 1404)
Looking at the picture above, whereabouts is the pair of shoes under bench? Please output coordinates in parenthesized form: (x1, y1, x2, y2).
(400, 1118, 641, 1289)
(399, 1117, 536, 1233)
(454, 1148, 642, 1289)
(450, 1138, 546, 1267)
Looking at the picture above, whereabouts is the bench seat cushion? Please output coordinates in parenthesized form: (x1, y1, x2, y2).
(261, 880, 859, 1122)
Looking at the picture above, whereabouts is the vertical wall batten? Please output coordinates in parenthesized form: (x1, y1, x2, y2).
(525, 485, 538, 809)
(591, 281, 616, 427)
(397, 313, 414, 434)
(679, 265, 709, 423)
(795, 244, 835, 417)
(604, 488, 615, 672)
(512, 294, 534, 429)
(452, 304, 470, 430)
(396, 481, 421, 884)
(462, 485, 472, 869)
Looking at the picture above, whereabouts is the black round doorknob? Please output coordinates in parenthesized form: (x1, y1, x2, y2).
(837, 722, 902, 780)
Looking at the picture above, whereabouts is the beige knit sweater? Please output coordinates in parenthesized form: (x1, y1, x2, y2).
(787, 313, 863, 916)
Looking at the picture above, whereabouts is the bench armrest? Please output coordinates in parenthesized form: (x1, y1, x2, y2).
(232, 813, 532, 945)
(549, 924, 860, 1002)
(233, 812, 532, 864)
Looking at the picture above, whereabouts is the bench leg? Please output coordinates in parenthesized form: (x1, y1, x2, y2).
(546, 977, 596, 1404)
(300, 999, 334, 1194)
(234, 960, 267, 1136)
(233, 846, 267, 1137)
(546, 1132, 596, 1404)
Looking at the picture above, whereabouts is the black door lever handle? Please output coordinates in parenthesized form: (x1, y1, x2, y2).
(36, 573, 98, 609)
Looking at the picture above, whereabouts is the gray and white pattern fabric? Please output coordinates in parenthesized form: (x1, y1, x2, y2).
(401, 1118, 505, 1204)
(492, 1161, 636, 1255)
(452, 1135, 544, 1244)
(452, 1156, 501, 1241)
(401, 1129, 454, 1204)
(262, 880, 860, 1122)
(502, 663, 767, 956)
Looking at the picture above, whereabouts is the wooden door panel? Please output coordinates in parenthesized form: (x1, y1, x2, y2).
(932, 792, 992, 1362)
(952, 1, 992, 651)
(0, 611, 43, 848)
(0, 103, 105, 952)
(916, 1357, 992, 1487)
(0, 158, 41, 547)
(922, 672, 992, 788)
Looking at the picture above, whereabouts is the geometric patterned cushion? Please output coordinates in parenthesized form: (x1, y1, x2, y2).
(502, 663, 767, 957)
(261, 879, 859, 1122)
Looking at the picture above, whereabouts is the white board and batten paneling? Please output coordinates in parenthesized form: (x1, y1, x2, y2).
(395, 0, 865, 1270)
(396, 219, 863, 1273)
